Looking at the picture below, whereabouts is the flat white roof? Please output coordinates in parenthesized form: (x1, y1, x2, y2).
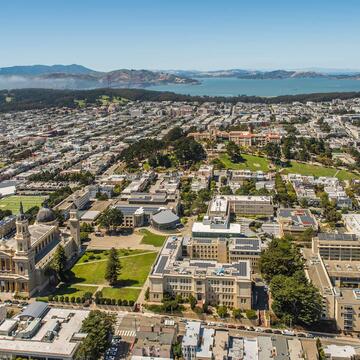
(324, 344, 356, 358)
(0, 308, 89, 359)
(182, 321, 201, 347)
(192, 222, 241, 234)
(81, 210, 100, 221)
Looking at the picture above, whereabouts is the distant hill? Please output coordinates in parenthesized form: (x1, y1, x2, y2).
(170, 69, 360, 80)
(0, 65, 199, 90)
(0, 64, 97, 76)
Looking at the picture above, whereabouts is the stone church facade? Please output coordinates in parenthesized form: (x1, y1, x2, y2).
(0, 203, 80, 297)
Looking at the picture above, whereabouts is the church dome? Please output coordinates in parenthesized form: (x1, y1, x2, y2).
(36, 206, 56, 224)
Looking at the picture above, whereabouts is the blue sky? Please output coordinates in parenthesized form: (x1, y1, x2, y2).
(1, 0, 359, 71)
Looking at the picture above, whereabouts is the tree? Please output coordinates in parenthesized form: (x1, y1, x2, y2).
(270, 272, 322, 326)
(220, 185, 233, 195)
(75, 310, 115, 360)
(226, 141, 243, 163)
(233, 308, 243, 319)
(145, 287, 150, 301)
(163, 126, 184, 143)
(97, 207, 123, 233)
(259, 237, 303, 282)
(264, 143, 281, 163)
(188, 294, 197, 310)
(217, 305, 228, 318)
(105, 248, 121, 286)
(51, 245, 67, 281)
(173, 137, 206, 166)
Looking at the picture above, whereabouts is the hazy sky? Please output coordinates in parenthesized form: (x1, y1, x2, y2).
(1, 0, 359, 71)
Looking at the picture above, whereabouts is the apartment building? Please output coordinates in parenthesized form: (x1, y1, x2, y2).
(149, 236, 252, 309)
(182, 321, 214, 360)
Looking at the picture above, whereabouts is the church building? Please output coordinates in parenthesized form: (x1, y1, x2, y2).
(0, 203, 80, 297)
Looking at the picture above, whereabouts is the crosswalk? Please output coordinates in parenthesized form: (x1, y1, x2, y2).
(117, 329, 136, 337)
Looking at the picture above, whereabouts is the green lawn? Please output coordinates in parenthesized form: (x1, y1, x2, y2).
(102, 287, 140, 301)
(53, 284, 96, 298)
(219, 153, 271, 172)
(335, 169, 360, 181)
(281, 161, 360, 180)
(74, 99, 86, 107)
(77, 248, 149, 264)
(139, 229, 167, 247)
(0, 195, 46, 214)
(68, 251, 158, 287)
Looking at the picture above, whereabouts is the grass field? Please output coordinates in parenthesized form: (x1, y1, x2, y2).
(68, 251, 157, 287)
(102, 287, 140, 301)
(77, 248, 148, 264)
(281, 161, 360, 180)
(0, 195, 46, 214)
(139, 229, 166, 247)
(74, 99, 86, 107)
(219, 153, 271, 172)
(53, 284, 96, 298)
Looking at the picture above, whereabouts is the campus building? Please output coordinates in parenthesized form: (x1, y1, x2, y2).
(188, 129, 281, 148)
(191, 195, 273, 239)
(277, 208, 318, 237)
(185, 237, 262, 273)
(0, 203, 80, 297)
(304, 233, 360, 332)
(148, 236, 252, 309)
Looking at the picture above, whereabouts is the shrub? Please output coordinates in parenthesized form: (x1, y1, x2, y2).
(81, 297, 85, 303)
(76, 297, 81, 304)
(111, 299, 116, 305)
(84, 259, 88, 262)
(245, 309, 257, 320)
(84, 292, 93, 300)
(70, 296, 75, 303)
(122, 300, 128, 306)
(88, 255, 96, 260)
(64, 296, 69, 303)
(48, 295, 54, 301)
(129, 300, 135, 307)
(117, 299, 122, 306)
(53, 295, 58, 302)
(59, 296, 64, 302)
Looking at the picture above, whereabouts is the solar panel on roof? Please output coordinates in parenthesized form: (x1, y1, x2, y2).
(154, 256, 168, 274)
(192, 262, 216, 268)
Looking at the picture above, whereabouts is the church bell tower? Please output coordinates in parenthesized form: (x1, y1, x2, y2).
(15, 202, 31, 254)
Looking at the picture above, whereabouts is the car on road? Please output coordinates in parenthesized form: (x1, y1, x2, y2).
(273, 330, 282, 335)
(282, 330, 295, 336)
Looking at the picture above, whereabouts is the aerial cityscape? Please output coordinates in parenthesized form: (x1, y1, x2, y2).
(1, 0, 360, 359)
